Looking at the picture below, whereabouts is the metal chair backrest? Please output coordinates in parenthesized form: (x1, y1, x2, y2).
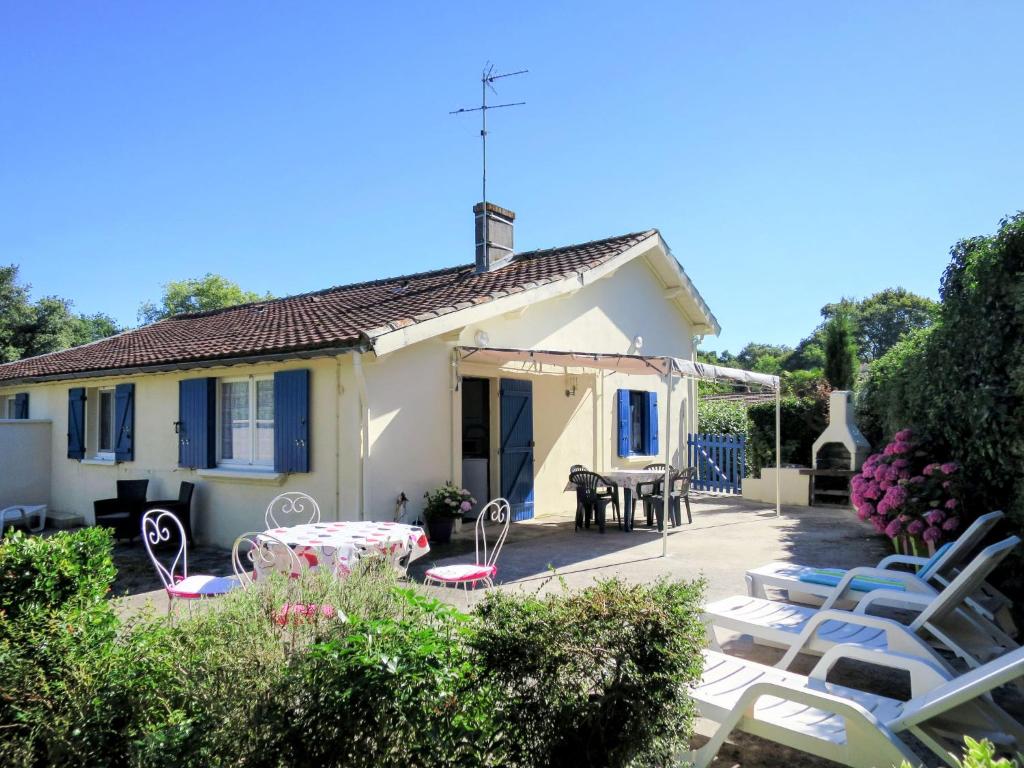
(644, 462, 669, 472)
(475, 498, 512, 569)
(231, 531, 302, 588)
(141, 509, 188, 591)
(265, 492, 321, 528)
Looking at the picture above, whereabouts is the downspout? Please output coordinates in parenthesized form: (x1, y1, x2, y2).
(662, 357, 673, 558)
(352, 351, 370, 521)
(450, 349, 460, 482)
(335, 355, 342, 522)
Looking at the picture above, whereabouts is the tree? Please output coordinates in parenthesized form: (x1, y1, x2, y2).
(735, 342, 793, 371)
(822, 289, 938, 361)
(822, 310, 858, 390)
(0, 265, 120, 361)
(0, 265, 33, 362)
(138, 273, 272, 324)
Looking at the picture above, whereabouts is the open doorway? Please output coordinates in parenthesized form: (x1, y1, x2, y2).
(461, 377, 490, 518)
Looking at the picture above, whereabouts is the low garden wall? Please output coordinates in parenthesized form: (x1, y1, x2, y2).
(0, 419, 51, 510)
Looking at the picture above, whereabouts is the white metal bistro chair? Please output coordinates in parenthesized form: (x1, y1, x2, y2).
(264, 491, 321, 529)
(688, 644, 1024, 768)
(424, 498, 511, 591)
(231, 531, 303, 588)
(705, 536, 1021, 671)
(141, 509, 238, 616)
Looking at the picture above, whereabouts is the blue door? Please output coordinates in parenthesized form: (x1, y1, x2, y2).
(500, 378, 534, 521)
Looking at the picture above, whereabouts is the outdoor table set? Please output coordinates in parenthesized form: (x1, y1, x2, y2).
(565, 466, 694, 532)
(141, 491, 430, 615)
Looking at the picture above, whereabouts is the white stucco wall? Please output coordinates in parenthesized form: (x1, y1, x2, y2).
(0, 419, 52, 509)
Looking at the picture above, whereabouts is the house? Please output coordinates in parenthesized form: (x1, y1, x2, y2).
(0, 204, 720, 548)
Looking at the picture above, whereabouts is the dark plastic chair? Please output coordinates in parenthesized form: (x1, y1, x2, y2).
(569, 470, 620, 533)
(145, 482, 196, 542)
(93, 479, 150, 541)
(637, 463, 670, 525)
(645, 468, 696, 531)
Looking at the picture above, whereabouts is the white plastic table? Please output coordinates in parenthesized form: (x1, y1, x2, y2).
(0, 504, 47, 536)
(261, 521, 430, 577)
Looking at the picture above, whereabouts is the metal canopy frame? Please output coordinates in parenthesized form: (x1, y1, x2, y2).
(455, 346, 783, 557)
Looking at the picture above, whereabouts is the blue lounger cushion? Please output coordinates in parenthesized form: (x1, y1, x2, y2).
(797, 541, 955, 593)
(798, 568, 906, 593)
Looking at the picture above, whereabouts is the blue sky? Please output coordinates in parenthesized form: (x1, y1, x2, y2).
(2, 2, 1021, 353)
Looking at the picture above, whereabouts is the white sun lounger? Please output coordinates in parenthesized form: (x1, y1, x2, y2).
(688, 644, 1024, 768)
(706, 536, 1021, 670)
(746, 511, 1006, 616)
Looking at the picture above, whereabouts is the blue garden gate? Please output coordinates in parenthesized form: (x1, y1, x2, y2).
(687, 433, 745, 494)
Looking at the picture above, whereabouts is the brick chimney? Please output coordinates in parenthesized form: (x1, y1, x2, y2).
(473, 202, 515, 272)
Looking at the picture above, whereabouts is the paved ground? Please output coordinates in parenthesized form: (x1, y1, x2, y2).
(109, 494, 911, 766)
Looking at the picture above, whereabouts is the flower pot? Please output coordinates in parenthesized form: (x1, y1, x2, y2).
(427, 516, 455, 544)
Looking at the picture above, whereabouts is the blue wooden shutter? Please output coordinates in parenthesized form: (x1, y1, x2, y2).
(274, 369, 310, 473)
(645, 391, 659, 455)
(178, 378, 216, 469)
(67, 388, 86, 460)
(617, 389, 631, 457)
(114, 383, 135, 462)
(14, 392, 28, 419)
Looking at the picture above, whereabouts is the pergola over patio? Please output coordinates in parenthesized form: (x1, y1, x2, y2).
(456, 346, 782, 557)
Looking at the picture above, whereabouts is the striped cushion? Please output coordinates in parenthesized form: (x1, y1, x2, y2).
(425, 564, 496, 583)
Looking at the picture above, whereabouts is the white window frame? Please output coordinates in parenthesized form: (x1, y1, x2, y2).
(216, 374, 274, 469)
(3, 396, 15, 419)
(93, 387, 117, 460)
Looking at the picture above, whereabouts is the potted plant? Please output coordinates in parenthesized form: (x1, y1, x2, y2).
(423, 483, 475, 544)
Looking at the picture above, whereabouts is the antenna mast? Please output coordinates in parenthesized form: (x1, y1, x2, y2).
(451, 64, 527, 263)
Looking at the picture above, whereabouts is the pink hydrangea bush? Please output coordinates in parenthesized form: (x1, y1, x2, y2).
(851, 428, 962, 550)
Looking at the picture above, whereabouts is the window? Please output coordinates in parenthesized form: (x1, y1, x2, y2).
(218, 376, 274, 467)
(3, 397, 14, 419)
(98, 390, 115, 452)
(628, 391, 645, 454)
(617, 389, 658, 457)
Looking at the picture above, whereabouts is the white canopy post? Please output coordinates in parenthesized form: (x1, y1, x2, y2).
(775, 385, 781, 517)
(662, 357, 672, 558)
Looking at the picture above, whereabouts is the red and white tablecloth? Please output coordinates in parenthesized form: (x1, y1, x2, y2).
(261, 521, 430, 577)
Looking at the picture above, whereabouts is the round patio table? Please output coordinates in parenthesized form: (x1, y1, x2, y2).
(261, 521, 430, 577)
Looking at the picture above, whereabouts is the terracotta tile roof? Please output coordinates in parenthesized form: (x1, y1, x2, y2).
(0, 230, 656, 383)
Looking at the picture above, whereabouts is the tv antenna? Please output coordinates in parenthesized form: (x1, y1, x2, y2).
(450, 63, 527, 256)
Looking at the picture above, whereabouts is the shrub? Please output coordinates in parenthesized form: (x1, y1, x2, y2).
(851, 429, 963, 547)
(0, 526, 116, 624)
(472, 577, 706, 768)
(747, 396, 828, 475)
(0, 540, 706, 768)
(899, 736, 1020, 768)
(697, 399, 748, 437)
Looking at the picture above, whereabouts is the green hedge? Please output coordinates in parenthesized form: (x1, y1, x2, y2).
(0, 531, 707, 768)
(747, 396, 827, 476)
(857, 213, 1024, 541)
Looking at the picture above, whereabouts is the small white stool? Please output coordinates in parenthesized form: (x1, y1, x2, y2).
(0, 504, 47, 536)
